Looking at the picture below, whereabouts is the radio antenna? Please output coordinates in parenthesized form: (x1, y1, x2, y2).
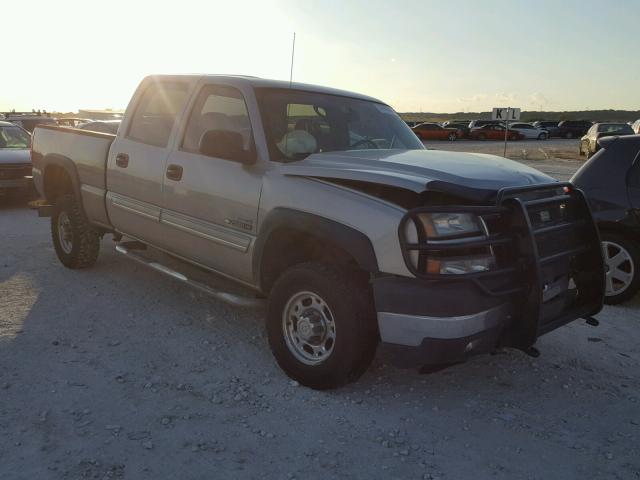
(289, 32, 296, 87)
(285, 32, 296, 156)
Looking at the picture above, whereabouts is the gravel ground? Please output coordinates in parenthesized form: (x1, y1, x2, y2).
(427, 138, 583, 177)
(1, 153, 639, 479)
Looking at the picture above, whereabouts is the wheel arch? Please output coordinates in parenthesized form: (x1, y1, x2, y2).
(254, 208, 379, 293)
(598, 221, 640, 245)
(41, 154, 82, 204)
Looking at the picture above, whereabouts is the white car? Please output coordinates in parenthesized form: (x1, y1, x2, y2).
(506, 122, 549, 140)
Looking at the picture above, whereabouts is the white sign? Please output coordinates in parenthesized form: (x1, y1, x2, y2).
(492, 107, 521, 121)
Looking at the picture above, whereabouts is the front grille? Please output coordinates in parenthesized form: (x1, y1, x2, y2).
(399, 182, 604, 346)
(0, 164, 32, 180)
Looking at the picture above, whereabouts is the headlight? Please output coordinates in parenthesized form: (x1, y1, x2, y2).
(413, 212, 495, 275)
(417, 212, 484, 238)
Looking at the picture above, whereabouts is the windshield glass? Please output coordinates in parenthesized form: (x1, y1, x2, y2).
(256, 88, 423, 162)
(0, 126, 30, 148)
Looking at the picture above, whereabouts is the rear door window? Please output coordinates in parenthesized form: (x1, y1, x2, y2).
(127, 81, 188, 148)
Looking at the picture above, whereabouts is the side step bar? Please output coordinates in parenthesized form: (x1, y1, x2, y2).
(115, 244, 264, 309)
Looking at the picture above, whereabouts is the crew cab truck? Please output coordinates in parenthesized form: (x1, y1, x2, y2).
(32, 75, 605, 389)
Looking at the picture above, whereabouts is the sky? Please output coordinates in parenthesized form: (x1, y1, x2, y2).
(2, 0, 639, 113)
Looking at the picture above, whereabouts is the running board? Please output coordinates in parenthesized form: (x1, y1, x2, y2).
(115, 244, 264, 308)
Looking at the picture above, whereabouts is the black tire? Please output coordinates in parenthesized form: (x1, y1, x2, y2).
(51, 194, 100, 269)
(565, 131, 573, 139)
(266, 262, 378, 389)
(601, 232, 640, 305)
(538, 132, 548, 140)
(477, 133, 486, 140)
(447, 132, 457, 141)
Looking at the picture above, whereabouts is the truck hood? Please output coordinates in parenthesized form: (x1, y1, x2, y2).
(280, 149, 556, 203)
(0, 148, 31, 165)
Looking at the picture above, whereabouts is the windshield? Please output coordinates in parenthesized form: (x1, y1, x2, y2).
(256, 88, 424, 162)
(0, 126, 30, 148)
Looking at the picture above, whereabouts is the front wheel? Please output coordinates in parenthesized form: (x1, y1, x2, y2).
(538, 132, 548, 140)
(601, 232, 640, 305)
(51, 194, 101, 269)
(447, 132, 457, 141)
(266, 262, 378, 389)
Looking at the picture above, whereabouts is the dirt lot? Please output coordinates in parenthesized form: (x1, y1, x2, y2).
(428, 138, 583, 181)
(1, 151, 639, 480)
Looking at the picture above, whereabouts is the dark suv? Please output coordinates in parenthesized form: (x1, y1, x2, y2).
(533, 121, 560, 137)
(572, 135, 640, 304)
(556, 120, 592, 139)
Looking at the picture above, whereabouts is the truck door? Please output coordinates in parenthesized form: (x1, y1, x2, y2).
(160, 82, 262, 284)
(105, 78, 191, 245)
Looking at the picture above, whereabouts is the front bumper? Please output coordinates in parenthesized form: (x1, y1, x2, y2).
(374, 182, 604, 367)
(373, 275, 513, 366)
(0, 177, 32, 191)
(0, 163, 33, 192)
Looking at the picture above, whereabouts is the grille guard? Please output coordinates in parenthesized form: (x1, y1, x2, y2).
(398, 182, 605, 347)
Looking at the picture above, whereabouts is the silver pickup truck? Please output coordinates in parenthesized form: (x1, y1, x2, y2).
(31, 75, 605, 389)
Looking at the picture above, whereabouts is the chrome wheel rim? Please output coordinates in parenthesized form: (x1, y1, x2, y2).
(282, 291, 336, 365)
(602, 241, 634, 297)
(57, 211, 74, 254)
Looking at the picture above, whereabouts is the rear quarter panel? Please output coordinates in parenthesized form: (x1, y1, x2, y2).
(32, 125, 114, 227)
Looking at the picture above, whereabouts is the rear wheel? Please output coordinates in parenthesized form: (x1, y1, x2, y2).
(447, 132, 457, 141)
(266, 262, 378, 389)
(601, 232, 640, 305)
(478, 133, 486, 140)
(51, 194, 100, 269)
(538, 132, 548, 140)
(585, 143, 593, 158)
(565, 131, 574, 139)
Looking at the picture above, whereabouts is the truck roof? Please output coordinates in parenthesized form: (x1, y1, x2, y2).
(144, 74, 386, 105)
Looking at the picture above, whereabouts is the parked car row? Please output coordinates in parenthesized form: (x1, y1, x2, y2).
(1, 112, 122, 135)
(532, 120, 593, 139)
(412, 121, 550, 141)
(409, 118, 602, 141)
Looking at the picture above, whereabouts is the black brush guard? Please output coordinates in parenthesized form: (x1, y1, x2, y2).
(398, 182, 605, 349)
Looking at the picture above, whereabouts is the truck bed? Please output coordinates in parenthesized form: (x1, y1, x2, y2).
(32, 125, 115, 228)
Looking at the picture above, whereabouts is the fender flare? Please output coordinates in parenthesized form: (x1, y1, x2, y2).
(253, 207, 379, 287)
(40, 153, 84, 208)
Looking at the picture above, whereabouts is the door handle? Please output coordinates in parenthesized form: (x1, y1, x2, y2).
(166, 164, 183, 181)
(115, 153, 129, 168)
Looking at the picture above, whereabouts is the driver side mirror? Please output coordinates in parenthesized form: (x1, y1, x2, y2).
(199, 129, 255, 164)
